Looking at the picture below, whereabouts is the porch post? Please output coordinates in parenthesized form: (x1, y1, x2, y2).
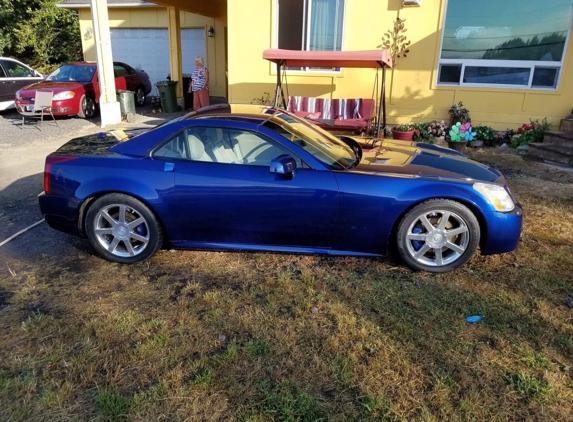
(90, 0, 120, 127)
(167, 6, 184, 109)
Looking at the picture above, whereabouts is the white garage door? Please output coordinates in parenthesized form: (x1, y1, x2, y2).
(110, 28, 206, 95)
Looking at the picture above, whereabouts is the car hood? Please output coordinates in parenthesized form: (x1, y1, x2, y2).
(352, 140, 502, 183)
(18, 81, 85, 95)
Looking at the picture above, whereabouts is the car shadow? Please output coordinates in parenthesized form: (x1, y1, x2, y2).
(0, 172, 96, 266)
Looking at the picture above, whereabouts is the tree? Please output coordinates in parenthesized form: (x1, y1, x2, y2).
(0, 0, 82, 71)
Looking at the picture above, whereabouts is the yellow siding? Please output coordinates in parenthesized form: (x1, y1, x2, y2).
(78, 7, 226, 97)
(227, 0, 573, 130)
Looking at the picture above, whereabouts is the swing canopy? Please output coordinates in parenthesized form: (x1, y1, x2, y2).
(262, 49, 393, 69)
(262, 49, 393, 137)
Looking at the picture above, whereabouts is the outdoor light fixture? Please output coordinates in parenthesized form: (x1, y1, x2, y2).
(402, 0, 421, 6)
(208, 26, 214, 37)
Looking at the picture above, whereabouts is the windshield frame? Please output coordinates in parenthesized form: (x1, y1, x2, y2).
(46, 64, 97, 83)
(261, 111, 357, 170)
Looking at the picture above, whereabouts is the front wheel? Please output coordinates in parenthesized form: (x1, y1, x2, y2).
(396, 199, 480, 272)
(77, 94, 97, 119)
(85, 194, 163, 263)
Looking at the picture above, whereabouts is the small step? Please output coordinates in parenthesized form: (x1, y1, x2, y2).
(528, 143, 573, 166)
(542, 130, 573, 146)
(559, 118, 573, 132)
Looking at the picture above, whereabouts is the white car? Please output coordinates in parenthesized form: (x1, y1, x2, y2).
(0, 57, 44, 111)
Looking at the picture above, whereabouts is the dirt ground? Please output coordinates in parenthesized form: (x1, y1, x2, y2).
(1, 138, 573, 421)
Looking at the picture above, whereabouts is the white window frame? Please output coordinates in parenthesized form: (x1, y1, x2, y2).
(274, 0, 346, 74)
(436, 0, 573, 90)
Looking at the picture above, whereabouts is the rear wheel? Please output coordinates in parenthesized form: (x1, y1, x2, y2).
(396, 199, 480, 272)
(85, 194, 163, 263)
(78, 94, 96, 119)
(135, 87, 146, 107)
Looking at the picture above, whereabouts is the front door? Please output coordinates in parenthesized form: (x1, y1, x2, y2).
(161, 126, 340, 250)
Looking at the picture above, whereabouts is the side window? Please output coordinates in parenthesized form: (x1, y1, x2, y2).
(183, 126, 301, 167)
(125, 64, 136, 75)
(0, 62, 7, 78)
(4, 61, 33, 77)
(153, 131, 188, 160)
(113, 65, 129, 78)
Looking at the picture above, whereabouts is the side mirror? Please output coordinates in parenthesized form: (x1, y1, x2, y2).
(270, 154, 297, 179)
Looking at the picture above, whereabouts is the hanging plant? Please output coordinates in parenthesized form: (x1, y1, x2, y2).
(377, 18, 411, 65)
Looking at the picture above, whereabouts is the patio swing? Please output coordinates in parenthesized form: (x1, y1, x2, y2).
(262, 49, 393, 138)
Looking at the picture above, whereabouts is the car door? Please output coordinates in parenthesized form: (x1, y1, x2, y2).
(160, 125, 341, 250)
(0, 62, 10, 104)
(0, 59, 42, 105)
(118, 63, 140, 92)
(113, 64, 128, 91)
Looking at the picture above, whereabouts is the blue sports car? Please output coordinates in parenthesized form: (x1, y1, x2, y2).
(39, 105, 523, 272)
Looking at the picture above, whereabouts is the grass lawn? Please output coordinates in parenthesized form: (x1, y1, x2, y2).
(1, 149, 572, 421)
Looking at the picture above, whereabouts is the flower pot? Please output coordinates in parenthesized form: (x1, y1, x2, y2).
(392, 128, 415, 141)
(468, 140, 484, 148)
(447, 141, 467, 152)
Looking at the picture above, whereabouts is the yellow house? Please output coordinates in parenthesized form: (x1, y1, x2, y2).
(227, 0, 573, 129)
(64, 0, 573, 130)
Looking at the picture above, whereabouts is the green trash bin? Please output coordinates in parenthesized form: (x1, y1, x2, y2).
(116, 90, 136, 122)
(155, 80, 178, 113)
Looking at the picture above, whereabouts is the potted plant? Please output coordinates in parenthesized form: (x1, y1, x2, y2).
(412, 122, 431, 142)
(392, 124, 416, 141)
(427, 120, 449, 140)
(473, 125, 497, 147)
(448, 101, 470, 127)
(447, 122, 467, 151)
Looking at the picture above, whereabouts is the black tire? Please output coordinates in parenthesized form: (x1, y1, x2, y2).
(135, 87, 146, 107)
(396, 199, 480, 273)
(85, 193, 163, 263)
(77, 94, 97, 119)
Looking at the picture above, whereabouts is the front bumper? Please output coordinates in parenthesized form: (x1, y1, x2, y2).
(480, 204, 523, 255)
(15, 98, 79, 116)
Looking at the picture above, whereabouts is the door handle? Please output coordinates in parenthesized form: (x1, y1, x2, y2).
(164, 162, 175, 172)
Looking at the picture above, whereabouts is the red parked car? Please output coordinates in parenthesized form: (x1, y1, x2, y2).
(14, 62, 152, 119)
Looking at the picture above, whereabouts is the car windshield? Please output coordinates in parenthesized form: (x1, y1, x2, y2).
(46, 65, 96, 83)
(262, 111, 356, 170)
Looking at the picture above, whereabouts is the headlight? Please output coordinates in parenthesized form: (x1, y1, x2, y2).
(52, 91, 75, 100)
(473, 182, 515, 212)
(15, 90, 21, 100)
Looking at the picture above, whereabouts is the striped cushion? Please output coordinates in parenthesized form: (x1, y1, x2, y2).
(287, 96, 362, 120)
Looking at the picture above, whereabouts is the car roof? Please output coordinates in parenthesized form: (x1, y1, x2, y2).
(109, 104, 285, 156)
(183, 104, 283, 124)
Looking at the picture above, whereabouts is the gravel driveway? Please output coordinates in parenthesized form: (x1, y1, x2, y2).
(0, 104, 184, 148)
(0, 104, 186, 253)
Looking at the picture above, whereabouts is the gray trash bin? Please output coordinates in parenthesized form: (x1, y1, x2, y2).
(117, 90, 136, 122)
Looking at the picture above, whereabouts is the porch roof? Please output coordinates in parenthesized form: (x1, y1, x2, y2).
(262, 49, 393, 69)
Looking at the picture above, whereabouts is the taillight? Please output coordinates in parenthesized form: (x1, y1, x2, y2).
(44, 155, 78, 194)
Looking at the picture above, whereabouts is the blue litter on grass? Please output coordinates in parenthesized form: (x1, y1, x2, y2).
(466, 315, 482, 324)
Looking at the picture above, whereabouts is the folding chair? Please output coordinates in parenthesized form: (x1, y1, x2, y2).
(21, 90, 58, 129)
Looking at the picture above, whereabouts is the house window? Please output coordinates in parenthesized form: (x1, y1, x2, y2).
(438, 0, 573, 89)
(277, 0, 345, 71)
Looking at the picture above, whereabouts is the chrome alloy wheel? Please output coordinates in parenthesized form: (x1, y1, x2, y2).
(404, 209, 470, 267)
(93, 204, 150, 258)
(136, 88, 146, 106)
